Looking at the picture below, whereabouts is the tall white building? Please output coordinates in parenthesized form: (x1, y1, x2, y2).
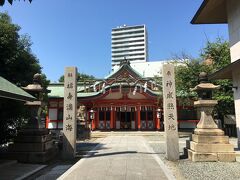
(111, 24, 148, 68)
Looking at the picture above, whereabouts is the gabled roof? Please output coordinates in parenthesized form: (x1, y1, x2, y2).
(48, 60, 161, 99)
(191, 0, 227, 24)
(0, 76, 36, 101)
(106, 60, 144, 80)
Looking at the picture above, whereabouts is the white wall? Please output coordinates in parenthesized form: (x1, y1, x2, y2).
(227, 0, 240, 147)
(228, 0, 240, 62)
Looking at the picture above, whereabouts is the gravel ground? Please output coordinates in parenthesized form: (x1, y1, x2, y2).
(145, 135, 240, 180)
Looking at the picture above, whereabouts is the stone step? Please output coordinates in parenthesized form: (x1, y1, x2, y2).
(91, 131, 165, 137)
(6, 147, 57, 163)
(188, 149, 236, 162)
(0, 160, 17, 168)
(192, 134, 229, 144)
(190, 141, 235, 153)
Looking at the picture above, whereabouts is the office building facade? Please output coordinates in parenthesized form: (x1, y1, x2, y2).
(111, 25, 148, 67)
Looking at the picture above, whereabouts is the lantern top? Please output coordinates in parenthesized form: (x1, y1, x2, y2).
(22, 73, 43, 92)
(191, 83, 220, 92)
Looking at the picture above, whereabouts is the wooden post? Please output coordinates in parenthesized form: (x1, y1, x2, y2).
(162, 64, 179, 161)
(63, 67, 77, 159)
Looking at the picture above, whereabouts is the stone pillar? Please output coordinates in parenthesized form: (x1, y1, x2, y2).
(63, 67, 77, 159)
(162, 64, 179, 161)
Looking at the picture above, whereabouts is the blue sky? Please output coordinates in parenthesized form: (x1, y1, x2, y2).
(0, 0, 229, 82)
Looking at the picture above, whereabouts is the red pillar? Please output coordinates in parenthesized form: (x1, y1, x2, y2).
(137, 106, 141, 130)
(91, 112, 95, 130)
(156, 110, 160, 130)
(96, 108, 99, 129)
(110, 108, 114, 129)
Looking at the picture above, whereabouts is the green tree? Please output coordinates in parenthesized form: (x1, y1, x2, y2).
(201, 38, 234, 120)
(175, 38, 234, 123)
(0, 0, 32, 6)
(0, 12, 48, 144)
(59, 72, 95, 82)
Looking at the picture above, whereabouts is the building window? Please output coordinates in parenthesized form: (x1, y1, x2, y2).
(48, 100, 63, 129)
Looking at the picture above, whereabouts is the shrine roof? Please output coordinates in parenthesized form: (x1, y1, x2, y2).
(48, 83, 160, 98)
(105, 61, 144, 79)
(0, 76, 36, 101)
(47, 83, 99, 98)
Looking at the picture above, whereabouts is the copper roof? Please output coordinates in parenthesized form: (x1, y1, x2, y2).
(0, 76, 36, 101)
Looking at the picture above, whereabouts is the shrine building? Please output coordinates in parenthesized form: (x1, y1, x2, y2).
(46, 60, 197, 131)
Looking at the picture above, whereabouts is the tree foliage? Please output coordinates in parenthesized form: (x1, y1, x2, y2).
(0, 0, 32, 6)
(59, 72, 95, 82)
(0, 12, 48, 144)
(200, 39, 234, 119)
(175, 38, 234, 121)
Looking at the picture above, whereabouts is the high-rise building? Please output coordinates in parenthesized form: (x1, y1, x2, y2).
(111, 24, 148, 67)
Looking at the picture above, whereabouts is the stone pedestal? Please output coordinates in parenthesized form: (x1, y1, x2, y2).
(188, 100, 236, 162)
(8, 128, 57, 163)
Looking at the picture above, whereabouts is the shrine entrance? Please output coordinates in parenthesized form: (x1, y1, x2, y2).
(119, 111, 135, 130)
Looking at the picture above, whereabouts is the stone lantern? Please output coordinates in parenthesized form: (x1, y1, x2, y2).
(187, 72, 236, 162)
(8, 74, 56, 163)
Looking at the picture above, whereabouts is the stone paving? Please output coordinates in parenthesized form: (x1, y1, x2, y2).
(58, 136, 175, 180)
(0, 161, 46, 180)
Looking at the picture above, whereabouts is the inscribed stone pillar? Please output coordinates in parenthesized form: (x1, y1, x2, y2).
(63, 67, 77, 159)
(162, 64, 179, 161)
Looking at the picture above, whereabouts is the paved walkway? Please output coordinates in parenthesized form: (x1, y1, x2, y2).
(58, 136, 175, 180)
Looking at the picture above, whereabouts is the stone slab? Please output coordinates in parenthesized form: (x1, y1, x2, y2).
(18, 129, 49, 136)
(0, 163, 46, 180)
(194, 100, 218, 107)
(190, 141, 235, 153)
(194, 128, 225, 136)
(217, 152, 236, 162)
(188, 149, 218, 162)
(14, 134, 52, 143)
(8, 140, 54, 152)
(192, 134, 229, 144)
(58, 136, 173, 180)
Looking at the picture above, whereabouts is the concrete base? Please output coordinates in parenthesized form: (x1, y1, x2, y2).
(188, 128, 236, 162)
